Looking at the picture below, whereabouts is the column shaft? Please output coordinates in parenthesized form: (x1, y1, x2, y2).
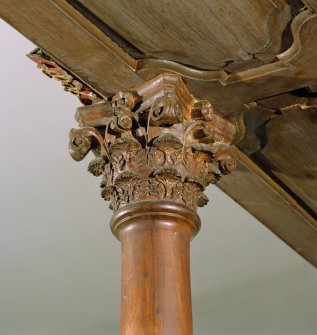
(111, 201, 200, 335)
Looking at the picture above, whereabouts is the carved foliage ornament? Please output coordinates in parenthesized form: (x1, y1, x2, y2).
(69, 74, 237, 212)
(28, 49, 102, 105)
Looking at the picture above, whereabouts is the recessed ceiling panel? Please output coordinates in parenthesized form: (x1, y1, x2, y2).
(78, 0, 292, 70)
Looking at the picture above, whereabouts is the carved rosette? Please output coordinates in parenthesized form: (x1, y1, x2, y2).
(69, 74, 237, 212)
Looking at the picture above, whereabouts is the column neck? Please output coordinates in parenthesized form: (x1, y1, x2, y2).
(111, 200, 201, 240)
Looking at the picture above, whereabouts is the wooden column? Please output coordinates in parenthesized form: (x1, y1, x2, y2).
(68, 73, 238, 335)
(111, 201, 200, 335)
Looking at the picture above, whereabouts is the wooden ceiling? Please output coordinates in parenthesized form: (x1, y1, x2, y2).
(77, 0, 292, 70)
(1, 0, 316, 266)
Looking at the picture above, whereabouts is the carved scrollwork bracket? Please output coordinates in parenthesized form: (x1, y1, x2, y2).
(69, 74, 239, 212)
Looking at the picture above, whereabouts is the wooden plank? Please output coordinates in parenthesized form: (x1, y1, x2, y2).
(79, 0, 291, 70)
(0, 0, 143, 96)
(258, 107, 317, 213)
(237, 97, 317, 216)
(218, 147, 317, 267)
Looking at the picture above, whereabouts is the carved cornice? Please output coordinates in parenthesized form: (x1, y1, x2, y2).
(69, 74, 238, 212)
(27, 49, 102, 105)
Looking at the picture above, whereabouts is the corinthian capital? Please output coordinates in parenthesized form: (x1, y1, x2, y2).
(69, 74, 238, 212)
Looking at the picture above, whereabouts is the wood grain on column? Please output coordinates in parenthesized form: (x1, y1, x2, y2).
(111, 201, 201, 335)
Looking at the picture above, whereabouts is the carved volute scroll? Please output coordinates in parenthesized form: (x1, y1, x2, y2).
(69, 74, 238, 212)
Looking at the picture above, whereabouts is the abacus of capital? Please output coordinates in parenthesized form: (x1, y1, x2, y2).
(68, 73, 239, 335)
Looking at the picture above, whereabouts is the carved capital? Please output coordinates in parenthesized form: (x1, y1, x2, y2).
(69, 74, 238, 212)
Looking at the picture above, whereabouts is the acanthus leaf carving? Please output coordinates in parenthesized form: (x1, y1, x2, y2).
(88, 157, 107, 177)
(69, 74, 238, 212)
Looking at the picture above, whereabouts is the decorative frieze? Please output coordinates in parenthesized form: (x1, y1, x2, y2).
(28, 49, 102, 105)
(69, 74, 238, 212)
